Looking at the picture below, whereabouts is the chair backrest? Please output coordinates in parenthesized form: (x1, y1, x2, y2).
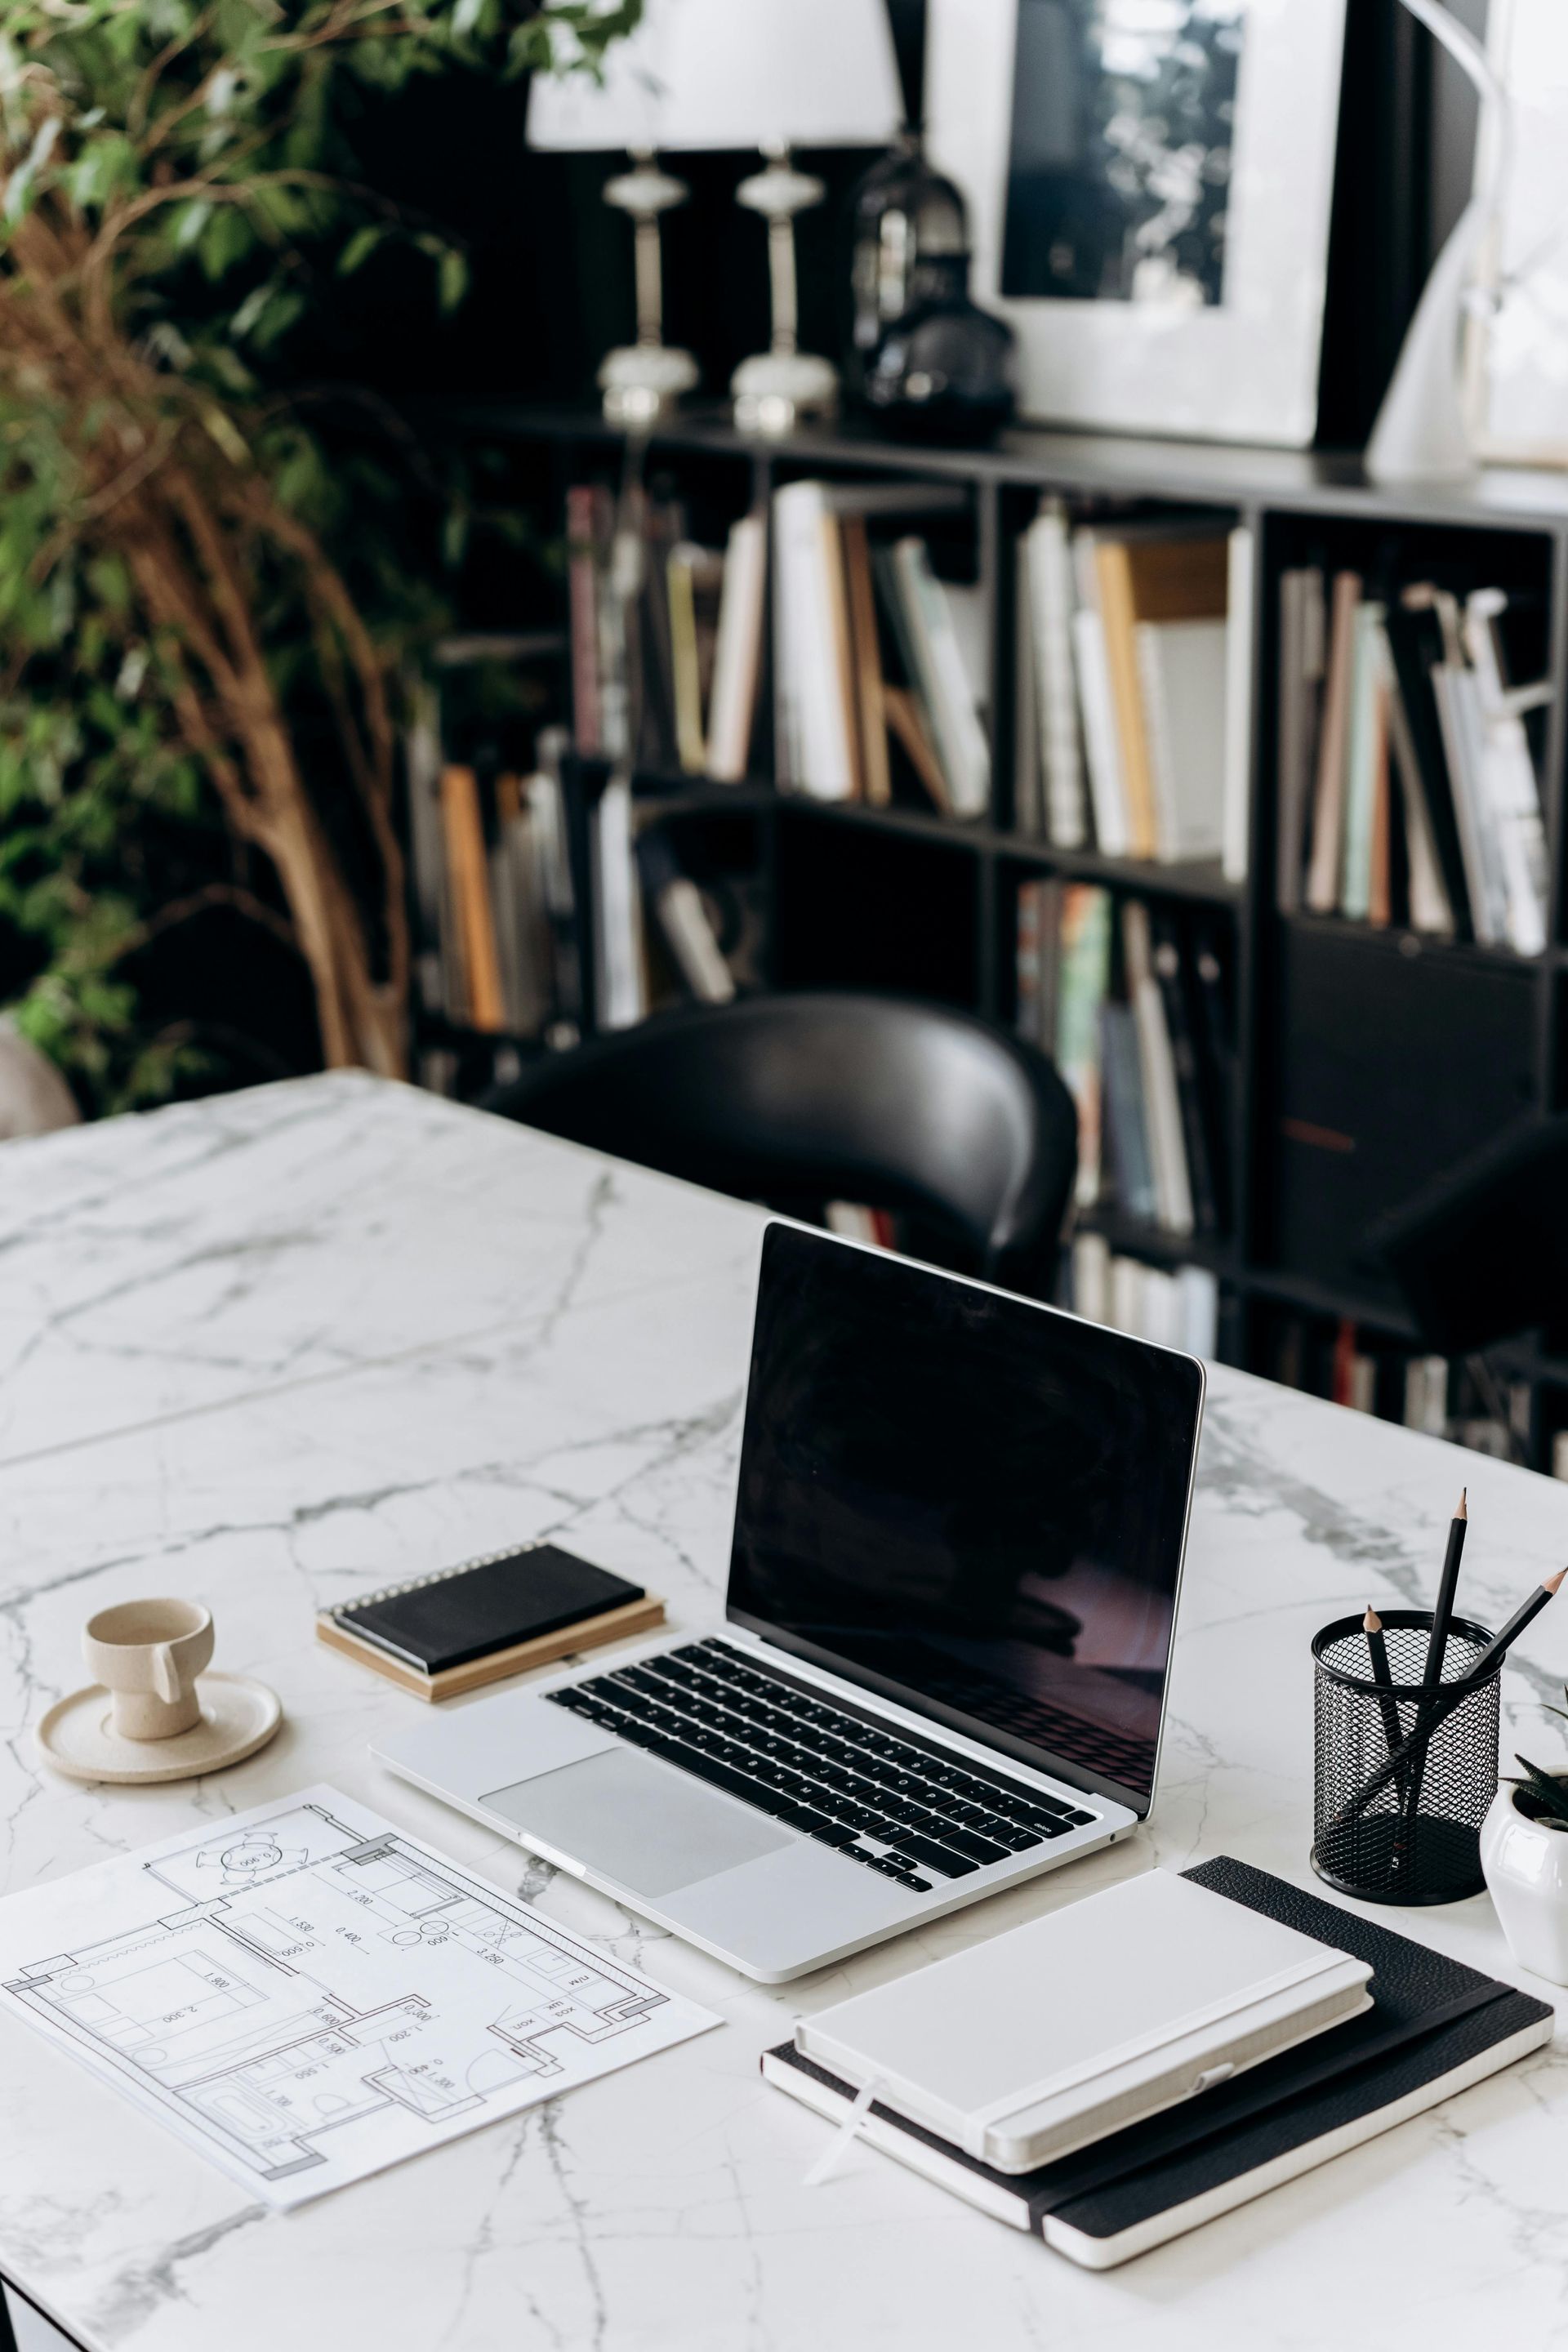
(485, 992, 1078, 1294)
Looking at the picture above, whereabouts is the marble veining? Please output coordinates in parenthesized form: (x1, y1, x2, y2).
(1, 1074, 1566, 2352)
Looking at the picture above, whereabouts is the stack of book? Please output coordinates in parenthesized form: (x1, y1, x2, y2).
(1069, 1232, 1219, 1356)
(1017, 881, 1235, 1241)
(568, 478, 768, 785)
(764, 1856, 1551, 2271)
(1278, 569, 1552, 953)
(406, 697, 582, 1045)
(1014, 500, 1253, 878)
(1266, 1316, 1530, 1462)
(773, 480, 990, 817)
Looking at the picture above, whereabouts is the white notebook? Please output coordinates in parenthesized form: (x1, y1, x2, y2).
(795, 1869, 1373, 2176)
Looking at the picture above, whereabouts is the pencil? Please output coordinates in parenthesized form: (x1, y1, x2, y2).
(1420, 1489, 1468, 1690)
(1405, 1490, 1469, 1838)
(1332, 1569, 1566, 1831)
(1364, 1606, 1406, 1778)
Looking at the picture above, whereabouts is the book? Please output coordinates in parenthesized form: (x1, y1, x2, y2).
(773, 481, 856, 800)
(1275, 566, 1325, 914)
(1070, 603, 1129, 856)
(1099, 999, 1157, 1223)
(1054, 884, 1114, 1205)
(566, 483, 604, 755)
(883, 684, 952, 813)
(707, 511, 767, 782)
(439, 764, 504, 1033)
(1463, 588, 1549, 957)
(1136, 618, 1228, 864)
(404, 675, 448, 1018)
(1221, 523, 1254, 883)
(842, 516, 891, 808)
(666, 542, 723, 777)
(1304, 569, 1361, 914)
(1026, 498, 1088, 847)
(1339, 600, 1386, 923)
(1376, 614, 1454, 936)
(889, 537, 991, 818)
(488, 775, 550, 1039)
(591, 775, 647, 1031)
(795, 1869, 1372, 2177)
(1091, 537, 1160, 858)
(763, 1855, 1552, 2271)
(1384, 595, 1472, 935)
(1070, 1229, 1110, 1323)
(1186, 915, 1236, 1234)
(1013, 536, 1042, 835)
(1150, 910, 1218, 1235)
(1121, 899, 1193, 1236)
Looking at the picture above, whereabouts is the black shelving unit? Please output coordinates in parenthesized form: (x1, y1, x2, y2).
(430, 403, 1568, 1471)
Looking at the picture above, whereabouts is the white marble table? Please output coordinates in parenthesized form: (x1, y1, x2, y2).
(3, 1071, 1568, 2352)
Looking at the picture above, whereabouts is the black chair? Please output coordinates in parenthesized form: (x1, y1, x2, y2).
(485, 991, 1079, 1296)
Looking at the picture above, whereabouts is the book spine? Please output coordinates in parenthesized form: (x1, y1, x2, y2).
(844, 515, 891, 809)
(708, 512, 767, 784)
(566, 484, 602, 755)
(1304, 570, 1361, 914)
(894, 538, 991, 818)
(1221, 523, 1254, 884)
(1093, 539, 1158, 859)
(1071, 605, 1130, 858)
(1151, 912, 1218, 1236)
(1123, 899, 1194, 1236)
(1013, 536, 1043, 837)
(1054, 884, 1114, 1206)
(1028, 501, 1088, 848)
(440, 764, 504, 1032)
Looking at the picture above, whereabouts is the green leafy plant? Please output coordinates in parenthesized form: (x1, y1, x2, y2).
(0, 0, 639, 1104)
(1508, 1682, 1568, 1829)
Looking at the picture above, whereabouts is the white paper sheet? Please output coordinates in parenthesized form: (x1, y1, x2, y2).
(0, 1784, 718, 2207)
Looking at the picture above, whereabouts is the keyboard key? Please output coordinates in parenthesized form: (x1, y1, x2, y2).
(936, 1826, 1011, 1866)
(885, 1833, 978, 1879)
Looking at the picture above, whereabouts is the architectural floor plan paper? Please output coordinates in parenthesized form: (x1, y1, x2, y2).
(0, 1786, 717, 2207)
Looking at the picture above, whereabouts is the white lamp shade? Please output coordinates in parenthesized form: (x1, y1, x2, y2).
(526, 0, 903, 154)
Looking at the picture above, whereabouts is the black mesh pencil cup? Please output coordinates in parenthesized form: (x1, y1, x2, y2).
(1312, 1611, 1500, 1907)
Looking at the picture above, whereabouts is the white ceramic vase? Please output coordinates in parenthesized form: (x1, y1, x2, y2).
(1480, 1783, 1568, 1984)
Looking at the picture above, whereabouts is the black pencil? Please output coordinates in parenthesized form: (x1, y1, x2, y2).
(1420, 1489, 1468, 1690)
(1405, 1490, 1469, 1838)
(1364, 1606, 1406, 1779)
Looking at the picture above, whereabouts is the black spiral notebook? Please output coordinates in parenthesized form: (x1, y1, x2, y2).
(764, 1857, 1553, 2270)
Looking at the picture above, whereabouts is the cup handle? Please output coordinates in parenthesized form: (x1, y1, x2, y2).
(151, 1644, 181, 1705)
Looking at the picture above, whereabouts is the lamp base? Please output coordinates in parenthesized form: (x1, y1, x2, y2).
(731, 349, 839, 438)
(599, 341, 701, 430)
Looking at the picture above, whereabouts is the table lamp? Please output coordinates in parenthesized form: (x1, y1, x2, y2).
(528, 0, 902, 434)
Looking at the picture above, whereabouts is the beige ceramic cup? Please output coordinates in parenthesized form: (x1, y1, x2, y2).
(82, 1599, 215, 1740)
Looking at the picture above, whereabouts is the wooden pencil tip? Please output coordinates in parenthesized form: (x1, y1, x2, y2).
(1364, 1606, 1383, 1632)
(1457, 1490, 1468, 1520)
(1546, 1570, 1566, 1597)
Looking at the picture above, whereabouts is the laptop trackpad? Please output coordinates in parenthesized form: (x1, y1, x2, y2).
(481, 1749, 791, 1896)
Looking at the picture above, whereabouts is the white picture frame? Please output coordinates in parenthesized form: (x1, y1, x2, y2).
(1467, 0, 1568, 469)
(924, 0, 1349, 448)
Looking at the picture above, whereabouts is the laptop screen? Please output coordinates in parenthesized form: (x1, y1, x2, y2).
(725, 1225, 1205, 1816)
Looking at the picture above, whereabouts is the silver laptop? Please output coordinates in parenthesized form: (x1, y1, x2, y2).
(376, 1224, 1205, 1983)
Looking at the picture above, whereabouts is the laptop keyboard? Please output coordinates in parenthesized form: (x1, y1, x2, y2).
(545, 1638, 1099, 1895)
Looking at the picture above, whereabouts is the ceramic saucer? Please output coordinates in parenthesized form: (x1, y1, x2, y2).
(35, 1673, 283, 1786)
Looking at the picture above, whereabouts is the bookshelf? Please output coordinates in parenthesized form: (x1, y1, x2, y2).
(425, 402, 1568, 1474)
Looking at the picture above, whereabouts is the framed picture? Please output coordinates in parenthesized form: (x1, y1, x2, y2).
(924, 0, 1348, 447)
(1467, 0, 1568, 468)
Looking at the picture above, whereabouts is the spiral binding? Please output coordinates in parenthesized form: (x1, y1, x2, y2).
(332, 1543, 536, 1624)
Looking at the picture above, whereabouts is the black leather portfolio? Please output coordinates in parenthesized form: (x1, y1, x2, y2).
(763, 1856, 1553, 2270)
